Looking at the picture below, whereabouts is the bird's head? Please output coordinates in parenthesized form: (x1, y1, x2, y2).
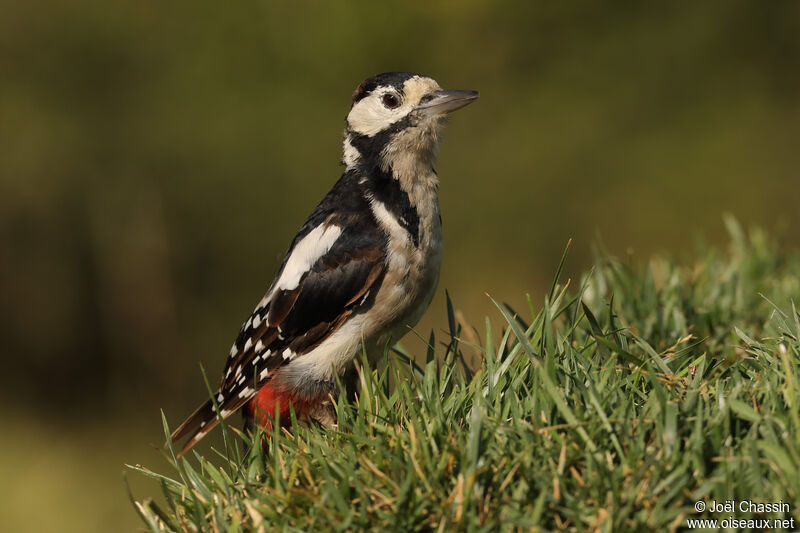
(343, 72, 478, 175)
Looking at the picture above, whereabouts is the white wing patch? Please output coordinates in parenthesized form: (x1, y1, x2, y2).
(276, 224, 343, 291)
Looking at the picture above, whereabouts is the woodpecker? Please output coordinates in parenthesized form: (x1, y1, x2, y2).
(170, 72, 478, 456)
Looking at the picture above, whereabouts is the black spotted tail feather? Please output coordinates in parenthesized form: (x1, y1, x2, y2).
(169, 397, 226, 457)
(169, 387, 259, 457)
(167, 398, 215, 457)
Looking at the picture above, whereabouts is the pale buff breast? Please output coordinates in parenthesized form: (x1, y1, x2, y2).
(365, 179, 443, 352)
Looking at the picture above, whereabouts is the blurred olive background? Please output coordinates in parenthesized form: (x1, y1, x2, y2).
(2, 1, 799, 530)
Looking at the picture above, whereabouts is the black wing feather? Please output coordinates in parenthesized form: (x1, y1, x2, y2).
(171, 171, 387, 454)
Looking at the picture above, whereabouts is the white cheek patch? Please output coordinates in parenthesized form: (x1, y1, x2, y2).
(276, 224, 342, 291)
(346, 76, 442, 137)
(347, 93, 413, 137)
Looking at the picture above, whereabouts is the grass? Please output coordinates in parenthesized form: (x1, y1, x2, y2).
(129, 217, 800, 531)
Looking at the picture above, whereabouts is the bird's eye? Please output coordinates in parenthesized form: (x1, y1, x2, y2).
(382, 93, 401, 109)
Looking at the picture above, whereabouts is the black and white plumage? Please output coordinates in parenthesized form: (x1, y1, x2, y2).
(170, 72, 478, 456)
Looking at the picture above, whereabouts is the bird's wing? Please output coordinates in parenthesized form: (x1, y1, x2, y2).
(170, 206, 386, 454)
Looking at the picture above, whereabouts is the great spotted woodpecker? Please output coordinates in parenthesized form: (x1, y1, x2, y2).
(170, 72, 478, 456)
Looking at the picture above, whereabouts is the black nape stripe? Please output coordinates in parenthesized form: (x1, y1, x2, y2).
(347, 115, 413, 164)
(366, 167, 420, 247)
(345, 119, 422, 247)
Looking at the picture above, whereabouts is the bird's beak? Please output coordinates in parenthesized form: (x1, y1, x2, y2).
(416, 90, 479, 116)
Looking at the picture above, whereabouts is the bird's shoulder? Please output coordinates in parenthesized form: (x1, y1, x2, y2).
(288, 170, 377, 241)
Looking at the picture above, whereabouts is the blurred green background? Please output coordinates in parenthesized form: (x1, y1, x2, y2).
(2, 1, 799, 530)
